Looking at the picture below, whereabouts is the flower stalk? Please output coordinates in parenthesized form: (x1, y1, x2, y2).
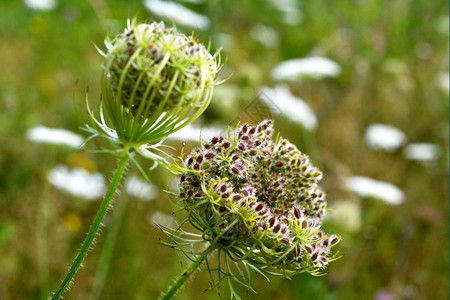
(51, 146, 130, 299)
(89, 174, 129, 300)
(160, 244, 216, 300)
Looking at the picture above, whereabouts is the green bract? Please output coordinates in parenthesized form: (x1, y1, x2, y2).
(90, 19, 221, 149)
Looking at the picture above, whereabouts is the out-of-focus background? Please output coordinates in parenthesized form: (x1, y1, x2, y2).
(0, 0, 448, 299)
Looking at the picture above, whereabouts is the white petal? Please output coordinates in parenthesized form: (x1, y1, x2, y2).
(167, 124, 223, 142)
(364, 124, 407, 152)
(26, 125, 84, 148)
(259, 85, 318, 130)
(143, 0, 210, 29)
(271, 57, 341, 81)
(403, 143, 441, 162)
(24, 0, 56, 10)
(125, 176, 158, 201)
(47, 165, 106, 200)
(346, 176, 404, 205)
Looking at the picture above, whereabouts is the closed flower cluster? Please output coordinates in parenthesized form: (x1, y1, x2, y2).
(91, 19, 222, 148)
(103, 20, 219, 117)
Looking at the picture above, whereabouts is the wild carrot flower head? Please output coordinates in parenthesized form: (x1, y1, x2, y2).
(88, 18, 222, 149)
(178, 120, 340, 275)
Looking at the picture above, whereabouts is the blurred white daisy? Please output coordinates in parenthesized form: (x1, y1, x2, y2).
(345, 176, 404, 205)
(364, 123, 407, 152)
(403, 143, 441, 162)
(26, 125, 84, 148)
(47, 165, 106, 200)
(24, 0, 56, 10)
(259, 85, 318, 130)
(167, 124, 223, 142)
(143, 0, 210, 29)
(271, 57, 341, 81)
(125, 176, 158, 201)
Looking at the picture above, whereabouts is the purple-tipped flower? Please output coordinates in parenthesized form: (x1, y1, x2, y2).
(179, 120, 340, 275)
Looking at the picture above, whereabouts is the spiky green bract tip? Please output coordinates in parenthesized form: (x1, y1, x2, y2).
(177, 120, 340, 289)
(95, 18, 221, 148)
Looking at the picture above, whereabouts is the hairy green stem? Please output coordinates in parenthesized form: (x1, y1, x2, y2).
(89, 183, 129, 300)
(160, 244, 216, 300)
(51, 148, 130, 300)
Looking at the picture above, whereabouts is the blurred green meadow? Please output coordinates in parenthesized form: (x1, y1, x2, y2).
(0, 0, 448, 299)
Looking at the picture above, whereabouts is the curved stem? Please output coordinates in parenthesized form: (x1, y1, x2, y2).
(160, 244, 216, 300)
(51, 147, 130, 300)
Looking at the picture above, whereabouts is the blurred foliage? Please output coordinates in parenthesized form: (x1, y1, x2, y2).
(0, 0, 448, 299)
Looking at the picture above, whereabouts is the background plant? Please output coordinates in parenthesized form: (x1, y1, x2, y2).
(0, 1, 448, 299)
